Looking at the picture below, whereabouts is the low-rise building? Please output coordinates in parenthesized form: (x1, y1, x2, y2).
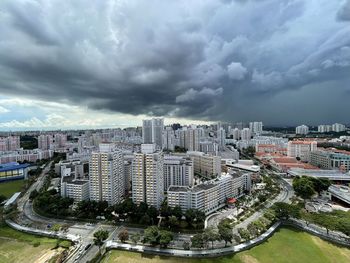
(167, 172, 251, 214)
(0, 162, 30, 182)
(61, 175, 89, 202)
(310, 150, 350, 172)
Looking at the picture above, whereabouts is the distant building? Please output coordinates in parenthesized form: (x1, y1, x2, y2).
(332, 123, 346, 133)
(241, 128, 251, 141)
(142, 118, 164, 149)
(0, 136, 20, 151)
(287, 140, 317, 162)
(162, 127, 175, 151)
(249, 122, 263, 135)
(38, 135, 53, 150)
(318, 125, 332, 133)
(295, 125, 309, 135)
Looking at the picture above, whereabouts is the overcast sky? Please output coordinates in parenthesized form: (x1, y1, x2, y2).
(0, 0, 350, 130)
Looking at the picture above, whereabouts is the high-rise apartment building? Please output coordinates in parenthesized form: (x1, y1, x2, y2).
(295, 125, 309, 135)
(0, 136, 20, 151)
(217, 128, 226, 149)
(163, 155, 193, 191)
(132, 144, 164, 209)
(38, 135, 53, 150)
(187, 151, 221, 178)
(142, 118, 164, 149)
(249, 122, 263, 135)
(241, 128, 251, 141)
(332, 123, 346, 133)
(287, 140, 317, 162)
(318, 125, 332, 133)
(89, 144, 125, 205)
(162, 127, 175, 151)
(178, 126, 204, 151)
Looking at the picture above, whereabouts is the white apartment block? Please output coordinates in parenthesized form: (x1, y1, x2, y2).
(217, 128, 226, 149)
(249, 122, 263, 135)
(199, 141, 218, 155)
(318, 125, 332, 133)
(0, 136, 20, 152)
(142, 118, 164, 149)
(332, 123, 346, 133)
(178, 126, 205, 151)
(61, 176, 89, 202)
(241, 128, 251, 141)
(132, 144, 164, 209)
(89, 144, 125, 205)
(38, 135, 53, 150)
(162, 127, 175, 151)
(187, 151, 221, 178)
(168, 172, 251, 215)
(164, 155, 193, 191)
(0, 149, 53, 164)
(295, 125, 309, 135)
(287, 140, 317, 162)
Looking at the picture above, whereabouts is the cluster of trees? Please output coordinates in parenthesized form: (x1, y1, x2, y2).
(270, 202, 301, 220)
(33, 189, 73, 217)
(111, 199, 205, 229)
(75, 200, 109, 219)
(191, 219, 238, 248)
(293, 176, 331, 199)
(143, 226, 174, 248)
(20, 135, 38, 149)
(302, 210, 350, 236)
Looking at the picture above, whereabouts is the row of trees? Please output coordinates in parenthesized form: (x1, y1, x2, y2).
(191, 219, 238, 248)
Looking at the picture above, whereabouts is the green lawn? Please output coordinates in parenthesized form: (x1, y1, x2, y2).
(0, 179, 26, 198)
(0, 225, 60, 263)
(102, 227, 350, 263)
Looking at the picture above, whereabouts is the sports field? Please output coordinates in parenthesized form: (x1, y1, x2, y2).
(0, 225, 61, 263)
(101, 227, 350, 263)
(0, 179, 26, 197)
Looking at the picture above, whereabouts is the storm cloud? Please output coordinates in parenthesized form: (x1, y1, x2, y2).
(0, 0, 350, 126)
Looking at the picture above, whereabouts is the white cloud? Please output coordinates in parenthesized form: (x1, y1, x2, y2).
(227, 62, 247, 80)
(175, 87, 223, 103)
(0, 106, 10, 113)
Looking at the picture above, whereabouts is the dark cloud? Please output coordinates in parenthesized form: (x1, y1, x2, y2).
(0, 0, 349, 125)
(337, 0, 350, 21)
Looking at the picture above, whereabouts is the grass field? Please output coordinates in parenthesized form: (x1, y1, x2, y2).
(0, 179, 26, 198)
(0, 225, 60, 263)
(101, 227, 350, 263)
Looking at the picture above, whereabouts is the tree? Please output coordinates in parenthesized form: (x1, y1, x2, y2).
(183, 241, 190, 250)
(118, 228, 129, 243)
(271, 202, 300, 220)
(29, 190, 39, 200)
(293, 177, 315, 199)
(233, 234, 241, 244)
(147, 206, 158, 224)
(218, 219, 234, 246)
(311, 178, 331, 194)
(204, 227, 220, 248)
(247, 222, 259, 238)
(130, 233, 141, 244)
(93, 230, 109, 251)
(168, 215, 179, 228)
(159, 230, 174, 248)
(143, 226, 160, 246)
(238, 228, 250, 241)
(172, 206, 183, 219)
(191, 233, 205, 248)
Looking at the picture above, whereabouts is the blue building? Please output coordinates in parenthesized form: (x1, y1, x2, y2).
(0, 162, 30, 182)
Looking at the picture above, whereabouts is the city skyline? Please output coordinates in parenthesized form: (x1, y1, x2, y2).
(0, 0, 349, 130)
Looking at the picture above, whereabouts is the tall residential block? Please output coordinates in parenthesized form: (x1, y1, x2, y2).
(163, 155, 193, 191)
(132, 144, 164, 209)
(89, 144, 125, 205)
(142, 118, 164, 149)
